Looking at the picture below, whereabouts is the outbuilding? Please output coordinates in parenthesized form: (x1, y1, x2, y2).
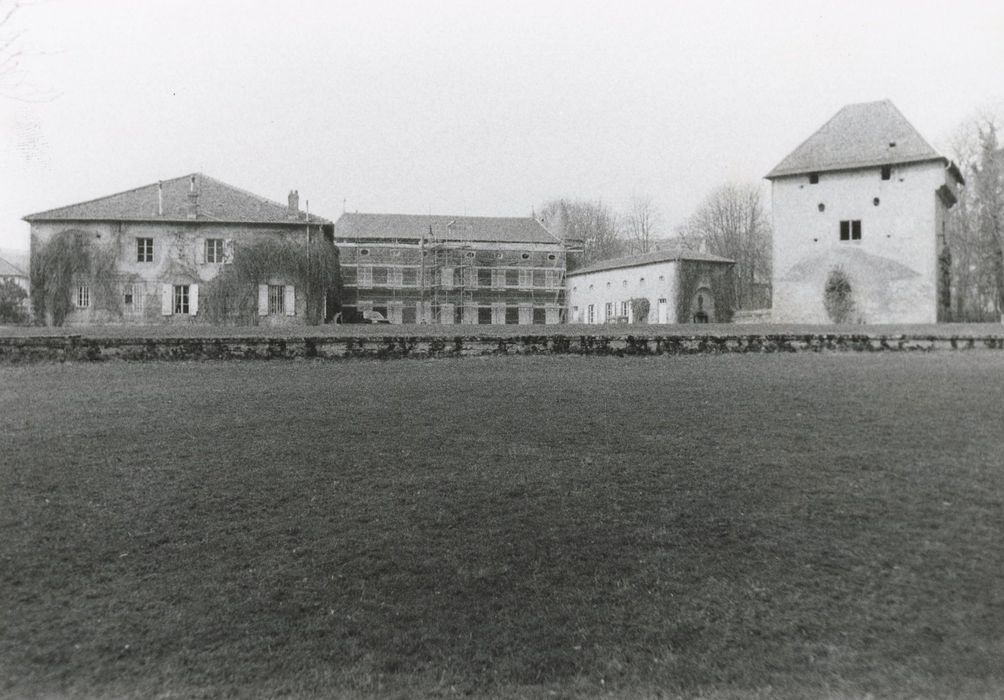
(566, 248, 735, 324)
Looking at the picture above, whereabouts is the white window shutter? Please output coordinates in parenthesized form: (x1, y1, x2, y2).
(284, 285, 295, 316)
(224, 239, 234, 264)
(258, 284, 268, 316)
(161, 284, 173, 315)
(196, 238, 205, 264)
(189, 283, 199, 316)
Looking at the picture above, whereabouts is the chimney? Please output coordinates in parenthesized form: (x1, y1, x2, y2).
(288, 189, 300, 218)
(186, 175, 199, 219)
(157, 181, 163, 216)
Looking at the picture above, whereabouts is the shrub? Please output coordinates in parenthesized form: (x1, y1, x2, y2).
(630, 297, 650, 323)
(823, 267, 855, 323)
(0, 279, 28, 323)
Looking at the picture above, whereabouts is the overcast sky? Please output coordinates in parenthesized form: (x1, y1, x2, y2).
(1, 0, 1002, 252)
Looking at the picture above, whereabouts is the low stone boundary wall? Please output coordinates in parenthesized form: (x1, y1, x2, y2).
(2, 333, 1004, 363)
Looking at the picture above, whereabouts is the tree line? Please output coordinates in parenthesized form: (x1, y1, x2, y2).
(946, 113, 1004, 322)
(540, 185, 772, 311)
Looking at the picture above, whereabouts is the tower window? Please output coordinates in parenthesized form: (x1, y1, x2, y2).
(839, 220, 862, 242)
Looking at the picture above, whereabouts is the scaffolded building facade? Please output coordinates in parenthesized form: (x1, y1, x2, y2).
(334, 213, 568, 325)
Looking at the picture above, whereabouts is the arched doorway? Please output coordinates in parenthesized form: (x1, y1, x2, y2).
(690, 287, 714, 323)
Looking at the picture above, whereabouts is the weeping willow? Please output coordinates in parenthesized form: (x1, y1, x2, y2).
(201, 239, 341, 325)
(30, 230, 121, 326)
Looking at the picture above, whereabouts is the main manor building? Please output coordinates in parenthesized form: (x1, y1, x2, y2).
(334, 213, 568, 325)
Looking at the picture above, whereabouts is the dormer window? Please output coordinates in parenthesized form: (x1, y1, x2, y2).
(809, 172, 820, 185)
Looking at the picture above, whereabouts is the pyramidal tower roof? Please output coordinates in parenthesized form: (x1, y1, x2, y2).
(766, 100, 946, 179)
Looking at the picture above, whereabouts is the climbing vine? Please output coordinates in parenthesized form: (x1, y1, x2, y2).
(937, 246, 952, 322)
(823, 267, 855, 323)
(629, 297, 650, 323)
(675, 262, 736, 323)
(30, 229, 125, 325)
(202, 239, 341, 325)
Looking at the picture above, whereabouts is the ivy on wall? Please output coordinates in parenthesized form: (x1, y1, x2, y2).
(938, 247, 952, 322)
(823, 267, 855, 323)
(202, 239, 341, 325)
(30, 229, 127, 326)
(629, 297, 650, 323)
(675, 262, 736, 324)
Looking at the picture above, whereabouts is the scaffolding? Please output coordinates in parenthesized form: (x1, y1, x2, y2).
(421, 221, 567, 325)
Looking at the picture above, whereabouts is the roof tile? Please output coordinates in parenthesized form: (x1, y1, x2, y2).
(334, 212, 561, 245)
(766, 100, 945, 179)
(568, 248, 734, 277)
(24, 173, 331, 225)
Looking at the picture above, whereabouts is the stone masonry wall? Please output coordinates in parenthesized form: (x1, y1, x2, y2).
(2, 333, 1002, 363)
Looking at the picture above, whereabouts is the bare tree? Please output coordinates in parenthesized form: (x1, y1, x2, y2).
(540, 198, 626, 269)
(677, 183, 772, 310)
(946, 113, 1004, 321)
(1, 0, 53, 102)
(623, 195, 660, 255)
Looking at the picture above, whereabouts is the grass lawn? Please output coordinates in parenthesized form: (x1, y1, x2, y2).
(2, 355, 1003, 699)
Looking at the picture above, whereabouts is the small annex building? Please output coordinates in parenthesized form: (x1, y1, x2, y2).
(566, 248, 735, 325)
(24, 174, 335, 326)
(766, 100, 963, 324)
(334, 212, 568, 325)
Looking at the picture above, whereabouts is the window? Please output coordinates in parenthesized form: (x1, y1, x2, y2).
(464, 267, 478, 288)
(547, 254, 556, 261)
(205, 238, 224, 263)
(521, 253, 530, 260)
(357, 265, 373, 288)
(441, 267, 454, 289)
(359, 248, 370, 256)
(545, 270, 558, 289)
(587, 304, 595, 324)
(268, 285, 284, 314)
(620, 301, 629, 317)
(605, 302, 613, 321)
(518, 269, 533, 288)
(808, 172, 819, 185)
(839, 220, 862, 242)
(881, 166, 892, 180)
(123, 284, 144, 313)
(388, 268, 404, 288)
(174, 285, 189, 315)
(137, 238, 153, 262)
(76, 285, 90, 308)
(492, 269, 506, 289)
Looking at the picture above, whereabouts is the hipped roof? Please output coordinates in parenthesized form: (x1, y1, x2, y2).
(334, 212, 562, 245)
(567, 247, 734, 277)
(766, 100, 948, 179)
(24, 173, 331, 225)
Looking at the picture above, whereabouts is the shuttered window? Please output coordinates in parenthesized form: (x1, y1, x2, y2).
(268, 285, 284, 315)
(173, 285, 189, 315)
(205, 238, 225, 263)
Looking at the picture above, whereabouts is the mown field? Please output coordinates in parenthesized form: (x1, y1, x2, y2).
(2, 355, 1003, 699)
